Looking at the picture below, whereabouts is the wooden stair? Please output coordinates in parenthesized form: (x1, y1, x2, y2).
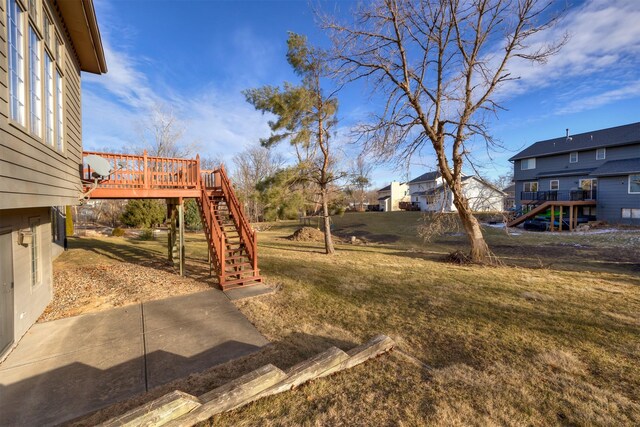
(197, 166, 262, 291)
(506, 201, 554, 227)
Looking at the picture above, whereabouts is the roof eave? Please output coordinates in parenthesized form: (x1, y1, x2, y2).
(57, 0, 107, 74)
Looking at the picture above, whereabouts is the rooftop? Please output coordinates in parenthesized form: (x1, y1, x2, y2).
(509, 122, 640, 161)
(409, 171, 441, 183)
(590, 158, 640, 177)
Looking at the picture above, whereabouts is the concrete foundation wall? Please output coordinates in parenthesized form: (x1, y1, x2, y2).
(0, 208, 53, 345)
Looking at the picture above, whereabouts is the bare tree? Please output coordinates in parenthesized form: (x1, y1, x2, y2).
(324, 0, 564, 262)
(348, 154, 373, 211)
(232, 146, 285, 222)
(137, 103, 198, 158)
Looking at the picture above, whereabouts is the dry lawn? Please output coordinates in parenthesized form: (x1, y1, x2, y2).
(61, 215, 640, 426)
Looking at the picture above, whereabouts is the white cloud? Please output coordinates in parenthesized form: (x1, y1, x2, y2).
(82, 31, 276, 168)
(496, 0, 640, 110)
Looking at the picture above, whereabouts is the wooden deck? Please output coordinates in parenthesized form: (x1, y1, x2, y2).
(80, 151, 261, 290)
(508, 200, 597, 230)
(81, 150, 213, 199)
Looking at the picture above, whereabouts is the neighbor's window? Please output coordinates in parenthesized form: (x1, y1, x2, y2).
(570, 152, 578, 163)
(56, 70, 63, 151)
(30, 219, 40, 286)
(621, 208, 640, 219)
(523, 182, 538, 192)
(28, 25, 42, 137)
(8, 0, 26, 125)
(44, 53, 54, 146)
(521, 158, 536, 170)
(629, 174, 640, 194)
(596, 148, 606, 160)
(550, 180, 559, 191)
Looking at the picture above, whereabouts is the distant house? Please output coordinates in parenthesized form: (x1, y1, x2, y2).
(503, 183, 516, 210)
(377, 181, 410, 211)
(408, 172, 504, 212)
(0, 0, 107, 358)
(509, 122, 640, 226)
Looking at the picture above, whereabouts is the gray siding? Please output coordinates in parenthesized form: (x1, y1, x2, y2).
(0, 0, 84, 210)
(597, 176, 640, 224)
(513, 144, 639, 182)
(513, 143, 640, 222)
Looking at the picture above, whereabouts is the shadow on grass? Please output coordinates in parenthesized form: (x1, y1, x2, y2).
(67, 237, 220, 285)
(68, 332, 361, 427)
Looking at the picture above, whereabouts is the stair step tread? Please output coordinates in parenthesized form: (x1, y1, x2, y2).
(221, 276, 263, 288)
(223, 269, 258, 277)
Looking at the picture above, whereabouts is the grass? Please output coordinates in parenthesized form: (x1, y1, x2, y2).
(64, 213, 640, 426)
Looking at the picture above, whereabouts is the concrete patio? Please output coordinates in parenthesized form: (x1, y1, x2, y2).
(0, 289, 268, 426)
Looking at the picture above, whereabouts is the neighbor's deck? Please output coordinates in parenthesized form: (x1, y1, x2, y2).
(81, 151, 221, 199)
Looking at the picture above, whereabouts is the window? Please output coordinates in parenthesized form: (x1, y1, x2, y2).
(523, 182, 538, 192)
(28, 0, 37, 24)
(30, 219, 40, 286)
(42, 12, 51, 47)
(630, 174, 640, 194)
(44, 53, 54, 146)
(56, 70, 63, 151)
(8, 0, 26, 125)
(580, 179, 597, 191)
(621, 209, 640, 219)
(596, 148, 606, 160)
(28, 26, 42, 137)
(550, 180, 559, 191)
(570, 152, 578, 163)
(521, 158, 536, 170)
(50, 207, 58, 241)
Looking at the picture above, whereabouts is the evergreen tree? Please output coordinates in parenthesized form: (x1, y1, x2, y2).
(120, 200, 165, 228)
(244, 32, 343, 254)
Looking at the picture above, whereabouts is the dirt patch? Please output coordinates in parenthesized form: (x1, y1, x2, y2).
(40, 261, 211, 322)
(442, 250, 471, 264)
(288, 227, 327, 242)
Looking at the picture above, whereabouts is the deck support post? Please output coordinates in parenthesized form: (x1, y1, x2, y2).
(569, 205, 574, 231)
(550, 205, 555, 232)
(559, 206, 563, 231)
(167, 198, 185, 276)
(178, 198, 185, 277)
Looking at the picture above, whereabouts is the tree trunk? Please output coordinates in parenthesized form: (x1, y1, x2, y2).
(321, 188, 335, 255)
(450, 184, 491, 263)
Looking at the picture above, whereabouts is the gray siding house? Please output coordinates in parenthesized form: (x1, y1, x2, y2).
(0, 0, 106, 359)
(510, 123, 640, 225)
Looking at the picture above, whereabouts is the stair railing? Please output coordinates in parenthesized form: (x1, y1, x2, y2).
(198, 179, 226, 278)
(216, 165, 258, 271)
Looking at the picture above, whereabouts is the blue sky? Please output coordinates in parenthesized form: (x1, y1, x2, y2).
(82, 0, 640, 189)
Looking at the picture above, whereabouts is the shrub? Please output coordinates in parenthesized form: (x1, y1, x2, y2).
(139, 228, 154, 240)
(184, 199, 203, 231)
(111, 227, 125, 237)
(120, 200, 166, 228)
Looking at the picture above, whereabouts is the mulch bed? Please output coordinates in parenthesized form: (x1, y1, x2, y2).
(39, 260, 212, 322)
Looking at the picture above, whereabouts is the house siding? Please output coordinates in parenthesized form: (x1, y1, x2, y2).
(513, 138, 640, 224)
(597, 176, 640, 224)
(0, 0, 84, 210)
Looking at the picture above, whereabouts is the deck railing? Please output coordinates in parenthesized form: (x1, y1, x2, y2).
(520, 190, 597, 203)
(82, 150, 201, 189)
(216, 165, 258, 271)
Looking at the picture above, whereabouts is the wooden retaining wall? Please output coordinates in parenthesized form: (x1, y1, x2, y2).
(99, 335, 395, 427)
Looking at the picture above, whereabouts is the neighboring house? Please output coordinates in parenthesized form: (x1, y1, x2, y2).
(0, 0, 107, 358)
(503, 183, 515, 210)
(408, 171, 504, 212)
(510, 123, 640, 225)
(377, 181, 409, 211)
